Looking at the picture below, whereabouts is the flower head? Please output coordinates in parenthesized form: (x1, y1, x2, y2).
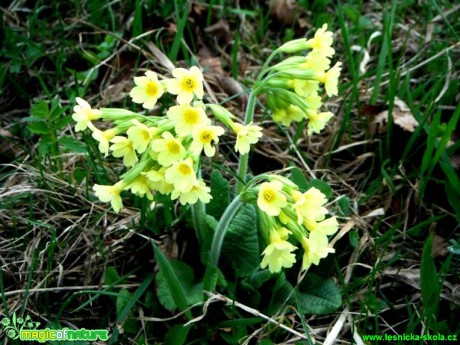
(300, 231, 335, 271)
(72, 97, 101, 132)
(125, 174, 156, 200)
(292, 187, 328, 224)
(317, 62, 342, 97)
(93, 181, 125, 213)
(167, 104, 210, 137)
(257, 180, 288, 216)
(109, 136, 138, 167)
(306, 24, 335, 57)
(171, 179, 212, 205)
(126, 120, 158, 154)
(272, 105, 304, 127)
(144, 168, 174, 195)
(291, 80, 319, 98)
(232, 122, 263, 155)
(151, 131, 186, 167)
(307, 111, 334, 135)
(190, 125, 225, 157)
(166, 66, 204, 104)
(165, 158, 197, 193)
(130, 71, 164, 109)
(88, 123, 118, 157)
(261, 227, 297, 273)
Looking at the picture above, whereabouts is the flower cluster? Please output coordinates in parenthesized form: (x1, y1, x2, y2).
(258, 24, 341, 135)
(242, 175, 338, 273)
(72, 67, 263, 212)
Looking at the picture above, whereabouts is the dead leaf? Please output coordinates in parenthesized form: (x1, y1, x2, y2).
(432, 234, 449, 257)
(215, 75, 247, 105)
(269, 0, 297, 26)
(204, 19, 233, 45)
(373, 97, 419, 132)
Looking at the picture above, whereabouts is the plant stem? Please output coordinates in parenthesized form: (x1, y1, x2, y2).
(235, 90, 258, 194)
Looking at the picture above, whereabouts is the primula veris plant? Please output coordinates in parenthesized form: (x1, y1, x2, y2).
(72, 24, 341, 274)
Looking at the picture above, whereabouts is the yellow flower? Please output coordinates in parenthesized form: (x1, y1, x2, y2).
(307, 111, 334, 135)
(306, 24, 335, 57)
(304, 216, 339, 236)
(171, 179, 212, 205)
(166, 66, 204, 104)
(126, 120, 158, 154)
(88, 123, 118, 157)
(257, 180, 287, 216)
(300, 49, 331, 72)
(261, 227, 297, 273)
(165, 158, 197, 193)
(305, 93, 322, 111)
(300, 231, 335, 271)
(167, 103, 210, 137)
(151, 131, 186, 167)
(110, 136, 138, 167)
(292, 187, 328, 224)
(143, 168, 174, 195)
(272, 105, 304, 127)
(130, 71, 164, 109)
(232, 122, 263, 155)
(317, 62, 342, 97)
(72, 97, 101, 132)
(125, 174, 156, 200)
(93, 181, 125, 213)
(291, 80, 319, 98)
(190, 125, 225, 157)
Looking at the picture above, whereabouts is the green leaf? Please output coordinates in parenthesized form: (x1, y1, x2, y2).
(305, 180, 333, 199)
(349, 230, 359, 248)
(267, 273, 294, 314)
(289, 167, 308, 191)
(207, 170, 230, 220)
(164, 324, 190, 345)
(297, 274, 342, 315)
(448, 240, 460, 255)
(221, 204, 259, 277)
(338, 196, 352, 216)
(104, 266, 121, 286)
(30, 101, 49, 119)
(28, 121, 49, 134)
(59, 135, 87, 153)
(420, 233, 440, 326)
(116, 289, 132, 320)
(154, 259, 196, 318)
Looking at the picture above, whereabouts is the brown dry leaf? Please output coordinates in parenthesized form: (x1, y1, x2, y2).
(198, 47, 224, 75)
(269, 0, 297, 26)
(432, 234, 449, 257)
(373, 97, 419, 132)
(215, 75, 247, 105)
(204, 19, 233, 44)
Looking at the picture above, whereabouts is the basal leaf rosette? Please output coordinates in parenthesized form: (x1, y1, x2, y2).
(72, 67, 263, 213)
(241, 175, 339, 273)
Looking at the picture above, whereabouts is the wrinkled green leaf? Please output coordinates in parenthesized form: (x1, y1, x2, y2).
(289, 167, 308, 191)
(28, 121, 49, 134)
(207, 170, 230, 220)
(59, 135, 87, 153)
(221, 204, 259, 277)
(30, 100, 49, 119)
(297, 274, 342, 314)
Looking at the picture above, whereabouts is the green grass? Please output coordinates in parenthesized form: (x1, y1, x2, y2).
(1, 0, 460, 344)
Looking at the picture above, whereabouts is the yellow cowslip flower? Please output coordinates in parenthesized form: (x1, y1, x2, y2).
(290, 80, 319, 98)
(190, 125, 225, 157)
(151, 131, 186, 167)
(291, 187, 328, 224)
(300, 49, 331, 72)
(88, 123, 118, 157)
(171, 179, 212, 205)
(307, 110, 334, 135)
(72, 97, 101, 132)
(93, 181, 125, 213)
(126, 120, 158, 154)
(130, 71, 164, 109)
(260, 227, 297, 273)
(166, 66, 204, 104)
(125, 174, 156, 200)
(300, 231, 335, 271)
(110, 136, 138, 167)
(304, 216, 339, 236)
(143, 168, 174, 195)
(165, 158, 196, 193)
(306, 24, 335, 57)
(317, 62, 342, 97)
(231, 122, 263, 155)
(305, 93, 322, 111)
(167, 103, 210, 137)
(257, 180, 287, 216)
(272, 105, 304, 127)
